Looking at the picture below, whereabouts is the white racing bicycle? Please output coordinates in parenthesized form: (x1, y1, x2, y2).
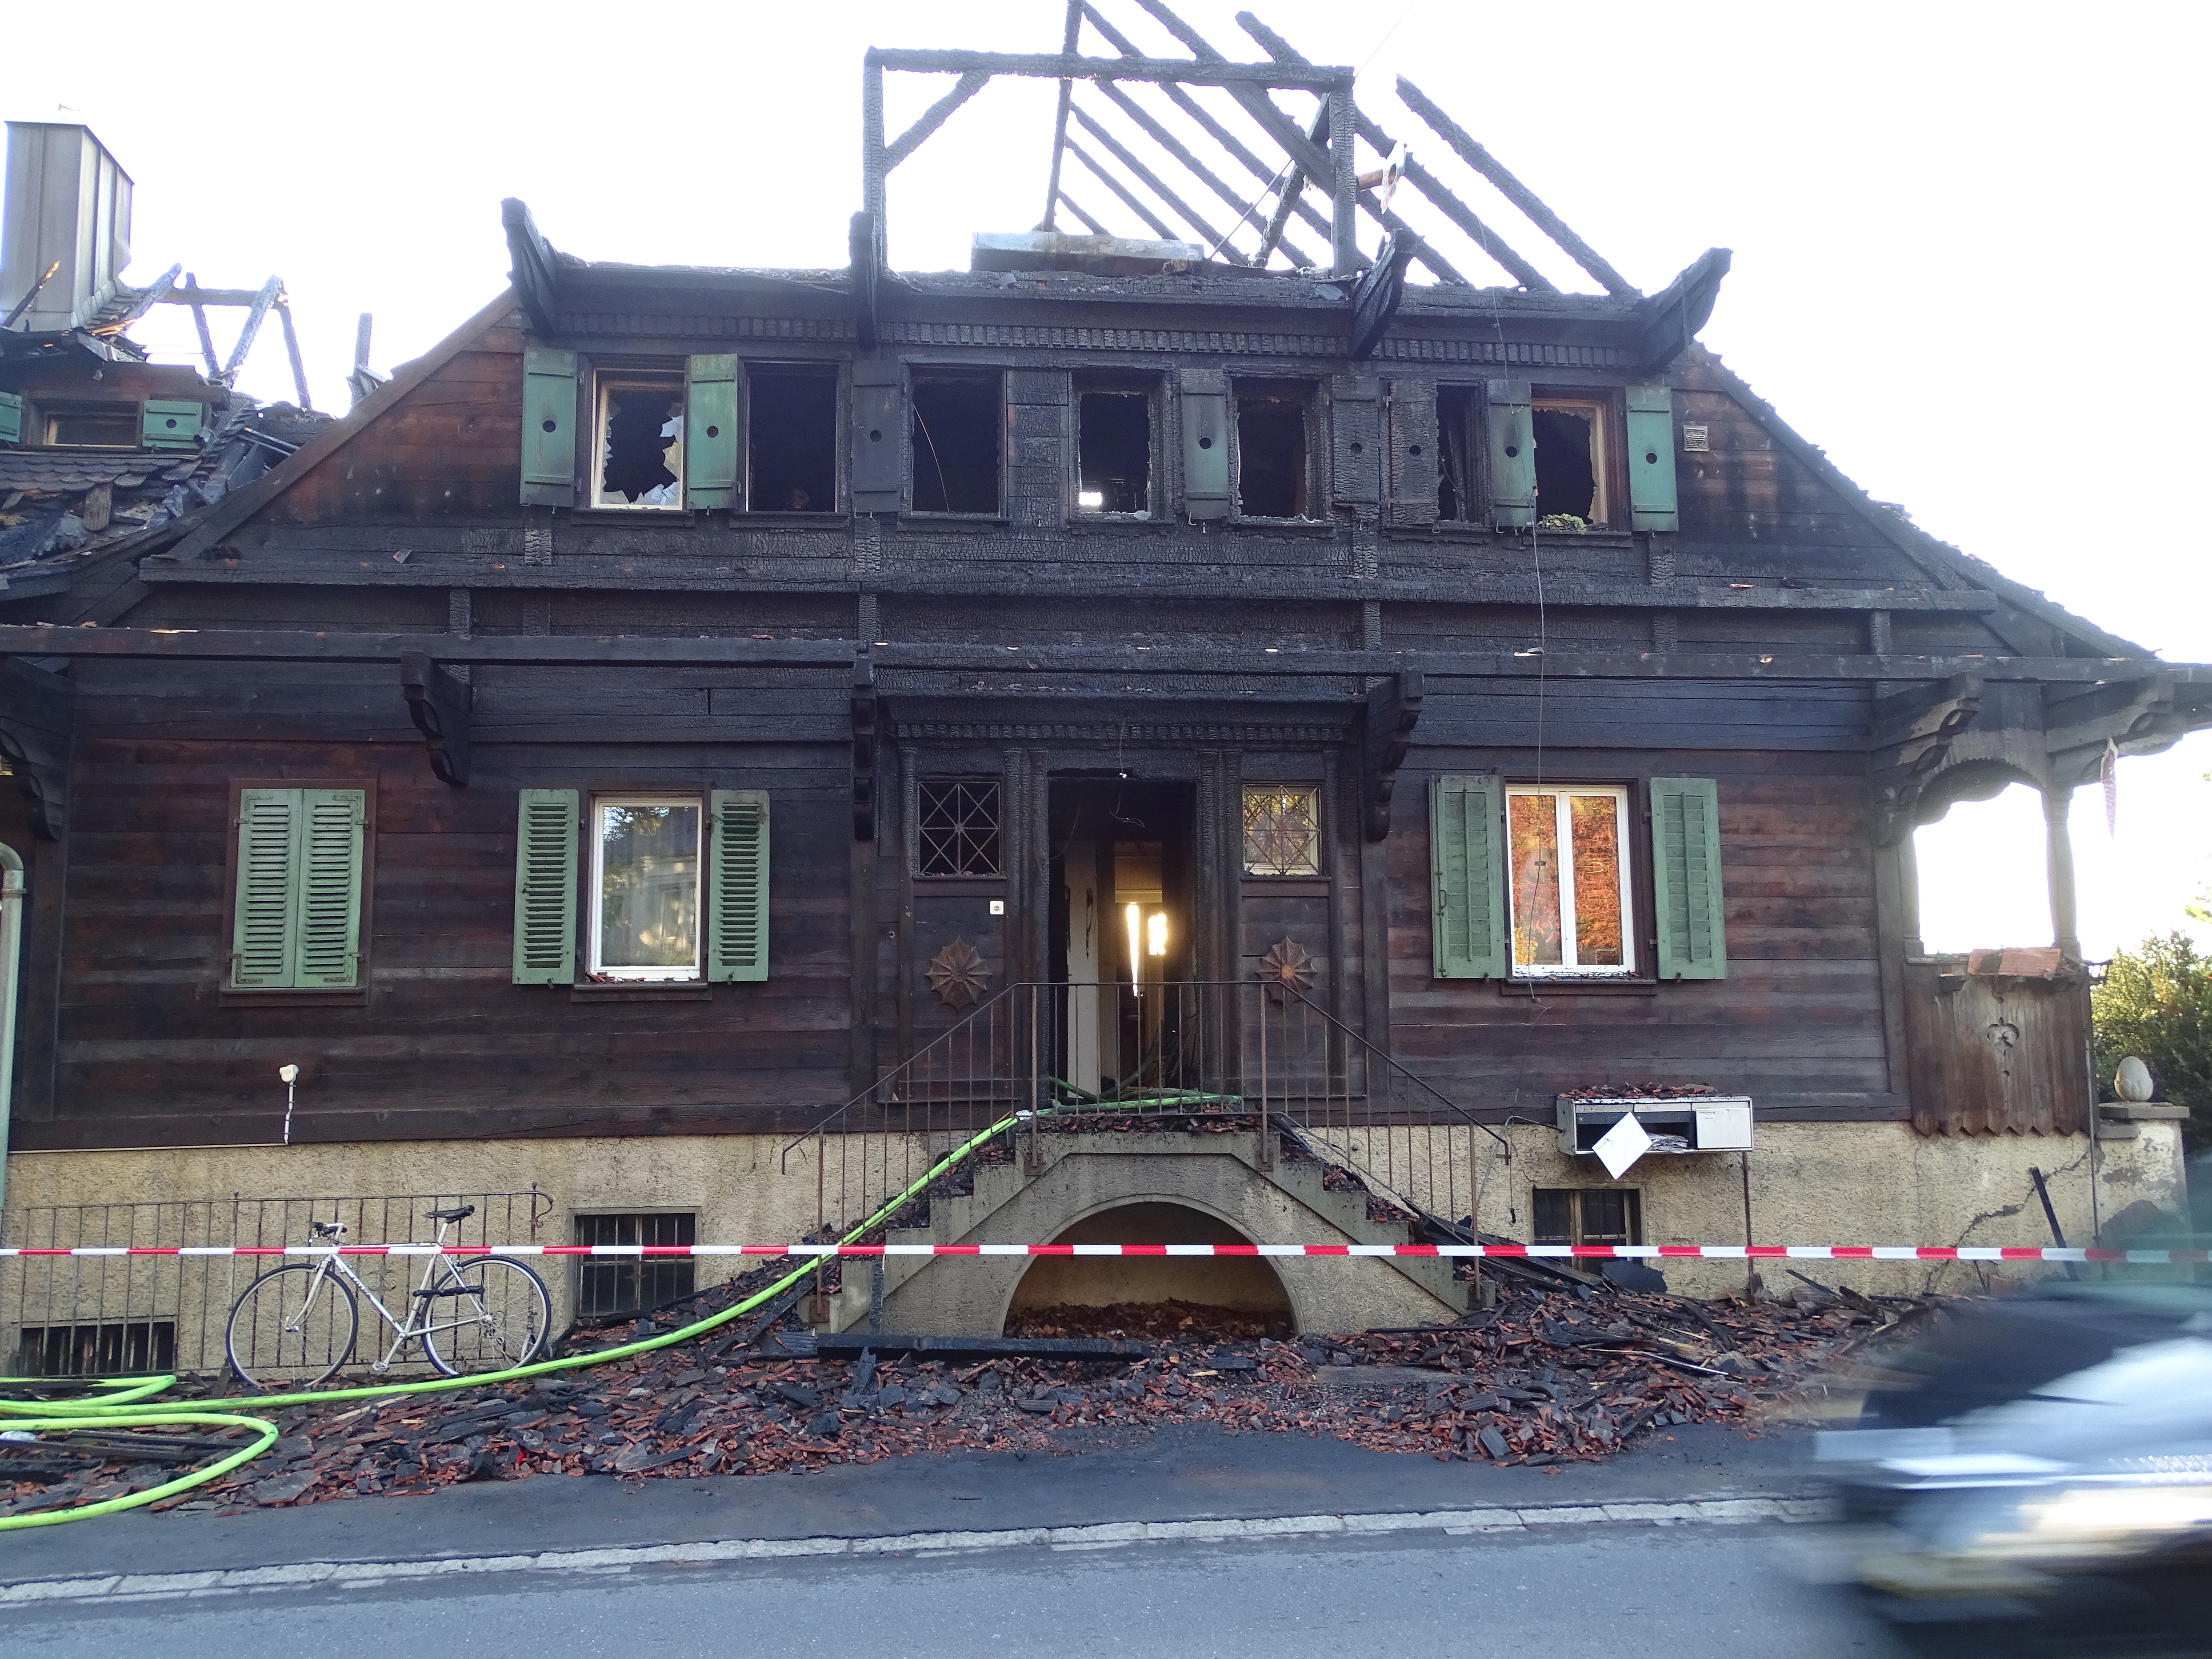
(224, 1203, 550, 1390)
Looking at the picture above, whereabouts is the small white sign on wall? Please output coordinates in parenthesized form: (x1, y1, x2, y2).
(1593, 1112, 1654, 1180)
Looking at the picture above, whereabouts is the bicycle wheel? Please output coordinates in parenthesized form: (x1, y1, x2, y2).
(419, 1256, 550, 1376)
(226, 1262, 358, 1391)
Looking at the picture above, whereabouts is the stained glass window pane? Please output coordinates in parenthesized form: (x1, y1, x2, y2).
(1569, 794, 1624, 965)
(1242, 787, 1320, 876)
(1509, 793, 1563, 966)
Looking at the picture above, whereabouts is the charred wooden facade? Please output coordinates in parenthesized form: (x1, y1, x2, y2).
(0, 17, 2204, 1293)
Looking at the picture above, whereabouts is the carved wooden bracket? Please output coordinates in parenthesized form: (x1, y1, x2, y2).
(1633, 247, 1732, 376)
(1348, 228, 1417, 360)
(0, 658, 72, 840)
(926, 937, 991, 1009)
(400, 650, 472, 786)
(852, 655, 878, 841)
(501, 198, 561, 336)
(1870, 672, 1981, 845)
(1360, 667, 1423, 840)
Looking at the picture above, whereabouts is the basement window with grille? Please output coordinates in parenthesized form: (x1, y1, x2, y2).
(13, 1320, 176, 1378)
(1076, 381, 1153, 516)
(592, 374, 685, 509)
(575, 1213, 696, 1318)
(910, 373, 1002, 515)
(749, 367, 838, 512)
(1532, 1187, 1642, 1249)
(917, 780, 1002, 877)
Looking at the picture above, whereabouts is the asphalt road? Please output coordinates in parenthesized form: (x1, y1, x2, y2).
(3, 1522, 1903, 1659)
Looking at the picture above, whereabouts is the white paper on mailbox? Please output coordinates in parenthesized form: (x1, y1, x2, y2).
(1592, 1112, 1653, 1179)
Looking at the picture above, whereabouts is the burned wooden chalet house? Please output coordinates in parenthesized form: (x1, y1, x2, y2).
(0, 6, 2203, 1342)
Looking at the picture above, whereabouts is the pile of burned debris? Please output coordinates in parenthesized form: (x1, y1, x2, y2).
(0, 1269, 1929, 1518)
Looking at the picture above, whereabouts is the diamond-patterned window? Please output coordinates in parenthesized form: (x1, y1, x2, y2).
(917, 780, 1002, 877)
(1242, 786, 1321, 876)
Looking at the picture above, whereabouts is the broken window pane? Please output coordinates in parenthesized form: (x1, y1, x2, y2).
(595, 379, 684, 508)
(918, 780, 1002, 876)
(911, 375, 1001, 514)
(1508, 786, 1632, 975)
(1532, 398, 1611, 527)
(750, 368, 838, 512)
(1235, 389, 1310, 519)
(1077, 389, 1151, 515)
(1242, 786, 1321, 876)
(44, 407, 138, 448)
(592, 799, 701, 978)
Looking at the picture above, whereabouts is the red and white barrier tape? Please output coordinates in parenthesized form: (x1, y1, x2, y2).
(0, 1243, 2200, 1263)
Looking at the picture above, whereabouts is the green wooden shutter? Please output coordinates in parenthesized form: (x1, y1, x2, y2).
(142, 399, 203, 450)
(1484, 380, 1534, 529)
(1625, 384, 1679, 533)
(512, 789, 579, 985)
(1651, 777, 1727, 980)
(684, 353, 743, 509)
(1430, 774, 1507, 979)
(1180, 384, 1230, 521)
(231, 789, 301, 989)
(0, 392, 21, 445)
(520, 347, 579, 506)
(708, 789, 770, 982)
(294, 789, 366, 988)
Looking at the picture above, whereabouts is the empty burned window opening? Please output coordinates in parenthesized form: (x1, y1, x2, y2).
(1533, 397, 1612, 527)
(1438, 389, 1475, 521)
(911, 374, 1001, 515)
(1077, 387, 1152, 515)
(1235, 386, 1311, 519)
(575, 1213, 697, 1317)
(42, 406, 139, 448)
(594, 375, 684, 509)
(1532, 1187, 1642, 1249)
(749, 368, 838, 512)
(917, 779, 1002, 877)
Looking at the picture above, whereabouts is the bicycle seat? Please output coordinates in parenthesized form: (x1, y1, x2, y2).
(426, 1204, 476, 1223)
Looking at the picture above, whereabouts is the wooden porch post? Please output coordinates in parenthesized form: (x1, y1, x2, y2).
(2043, 786, 2081, 960)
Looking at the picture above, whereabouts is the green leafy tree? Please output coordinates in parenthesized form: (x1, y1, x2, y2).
(2093, 928, 2212, 1146)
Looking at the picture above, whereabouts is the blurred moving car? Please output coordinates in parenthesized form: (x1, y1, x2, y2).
(1816, 1282, 2212, 1655)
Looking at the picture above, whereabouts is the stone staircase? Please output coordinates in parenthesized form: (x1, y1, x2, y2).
(817, 1123, 1466, 1335)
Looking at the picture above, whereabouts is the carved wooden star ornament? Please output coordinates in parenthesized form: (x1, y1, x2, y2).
(926, 937, 992, 1009)
(1260, 937, 1315, 1004)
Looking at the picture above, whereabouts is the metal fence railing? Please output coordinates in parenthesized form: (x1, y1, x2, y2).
(2, 1189, 550, 1381)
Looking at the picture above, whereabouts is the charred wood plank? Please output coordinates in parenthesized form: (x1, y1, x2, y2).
(811, 1330, 1154, 1362)
(1394, 75, 1638, 297)
(501, 199, 561, 336)
(852, 655, 878, 841)
(1349, 228, 1417, 359)
(883, 69, 992, 172)
(864, 47, 1345, 91)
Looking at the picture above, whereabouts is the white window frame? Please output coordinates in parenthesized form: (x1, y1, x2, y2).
(590, 373, 686, 511)
(1505, 783, 1634, 978)
(1531, 395, 1615, 527)
(588, 794, 704, 981)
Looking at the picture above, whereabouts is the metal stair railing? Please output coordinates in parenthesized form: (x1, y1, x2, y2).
(778, 980, 1508, 1250)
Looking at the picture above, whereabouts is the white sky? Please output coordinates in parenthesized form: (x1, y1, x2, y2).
(9, 0, 2209, 958)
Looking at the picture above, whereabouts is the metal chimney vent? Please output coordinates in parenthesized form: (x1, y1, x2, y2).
(1, 122, 134, 333)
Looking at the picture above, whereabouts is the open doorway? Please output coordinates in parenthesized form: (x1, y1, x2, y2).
(1049, 778, 1195, 1101)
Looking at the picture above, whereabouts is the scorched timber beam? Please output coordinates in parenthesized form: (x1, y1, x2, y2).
(0, 628, 2202, 687)
(864, 47, 1348, 91)
(399, 650, 472, 787)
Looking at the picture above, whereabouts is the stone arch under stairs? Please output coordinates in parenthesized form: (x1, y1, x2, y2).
(827, 1130, 1464, 1337)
